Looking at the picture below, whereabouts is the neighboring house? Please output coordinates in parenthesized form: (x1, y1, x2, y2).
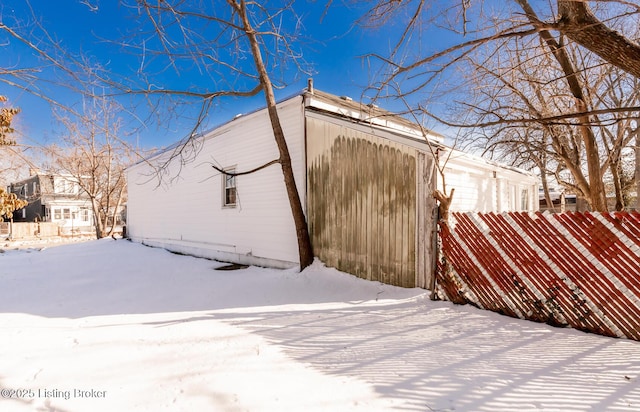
(7, 173, 94, 233)
(127, 86, 538, 288)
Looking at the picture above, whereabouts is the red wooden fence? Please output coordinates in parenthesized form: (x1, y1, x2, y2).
(435, 211, 640, 340)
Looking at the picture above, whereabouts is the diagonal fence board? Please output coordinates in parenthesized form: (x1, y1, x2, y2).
(436, 211, 640, 340)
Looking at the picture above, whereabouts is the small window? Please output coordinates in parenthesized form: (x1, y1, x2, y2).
(63, 208, 71, 219)
(223, 169, 237, 207)
(81, 208, 89, 222)
(54, 209, 62, 220)
(521, 189, 529, 211)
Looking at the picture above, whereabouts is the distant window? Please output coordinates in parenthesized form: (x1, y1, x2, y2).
(81, 208, 89, 222)
(54, 179, 64, 194)
(55, 179, 76, 194)
(223, 169, 237, 207)
(521, 189, 529, 211)
(54, 209, 61, 220)
(63, 208, 71, 220)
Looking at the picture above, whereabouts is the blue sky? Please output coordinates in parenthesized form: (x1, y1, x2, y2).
(0, 0, 455, 151)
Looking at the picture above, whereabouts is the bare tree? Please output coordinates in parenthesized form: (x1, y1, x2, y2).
(363, 1, 640, 79)
(362, 0, 640, 212)
(463, 27, 640, 211)
(592, 65, 640, 210)
(48, 98, 130, 238)
(119, 0, 314, 269)
(515, 0, 607, 211)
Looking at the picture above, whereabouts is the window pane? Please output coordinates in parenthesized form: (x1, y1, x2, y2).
(521, 189, 529, 211)
(226, 188, 236, 205)
(223, 169, 237, 206)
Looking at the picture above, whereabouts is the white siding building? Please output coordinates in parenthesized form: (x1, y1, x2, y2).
(127, 95, 306, 267)
(127, 87, 538, 287)
(441, 151, 538, 214)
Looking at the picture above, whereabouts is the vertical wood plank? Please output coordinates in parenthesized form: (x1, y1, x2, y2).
(373, 142, 383, 283)
(416, 152, 426, 288)
(407, 153, 417, 288)
(366, 139, 374, 280)
(388, 144, 398, 286)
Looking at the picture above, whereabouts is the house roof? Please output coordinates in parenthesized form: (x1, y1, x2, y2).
(302, 89, 536, 179)
(302, 89, 445, 144)
(128, 86, 535, 180)
(132, 86, 446, 168)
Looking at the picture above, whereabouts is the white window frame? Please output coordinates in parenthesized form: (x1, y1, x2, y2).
(222, 168, 237, 208)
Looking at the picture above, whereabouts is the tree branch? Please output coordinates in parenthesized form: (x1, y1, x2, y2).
(210, 158, 280, 176)
(557, 0, 640, 79)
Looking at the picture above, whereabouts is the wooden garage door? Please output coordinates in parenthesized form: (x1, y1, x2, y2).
(306, 116, 434, 288)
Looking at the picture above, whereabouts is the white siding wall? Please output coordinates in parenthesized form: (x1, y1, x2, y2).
(127, 96, 306, 267)
(439, 151, 538, 213)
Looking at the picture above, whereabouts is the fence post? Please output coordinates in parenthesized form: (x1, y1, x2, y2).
(429, 205, 440, 299)
(635, 130, 639, 211)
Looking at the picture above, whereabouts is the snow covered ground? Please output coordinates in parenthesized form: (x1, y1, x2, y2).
(0, 239, 638, 411)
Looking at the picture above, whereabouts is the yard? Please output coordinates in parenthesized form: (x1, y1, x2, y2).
(0, 239, 638, 411)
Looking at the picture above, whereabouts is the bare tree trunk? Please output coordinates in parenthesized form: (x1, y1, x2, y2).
(234, 0, 313, 270)
(576, 196, 589, 212)
(610, 158, 625, 211)
(90, 197, 104, 239)
(579, 117, 608, 211)
(105, 183, 125, 237)
(104, 146, 113, 235)
(515, 0, 608, 211)
(557, 1, 640, 79)
(538, 161, 556, 212)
